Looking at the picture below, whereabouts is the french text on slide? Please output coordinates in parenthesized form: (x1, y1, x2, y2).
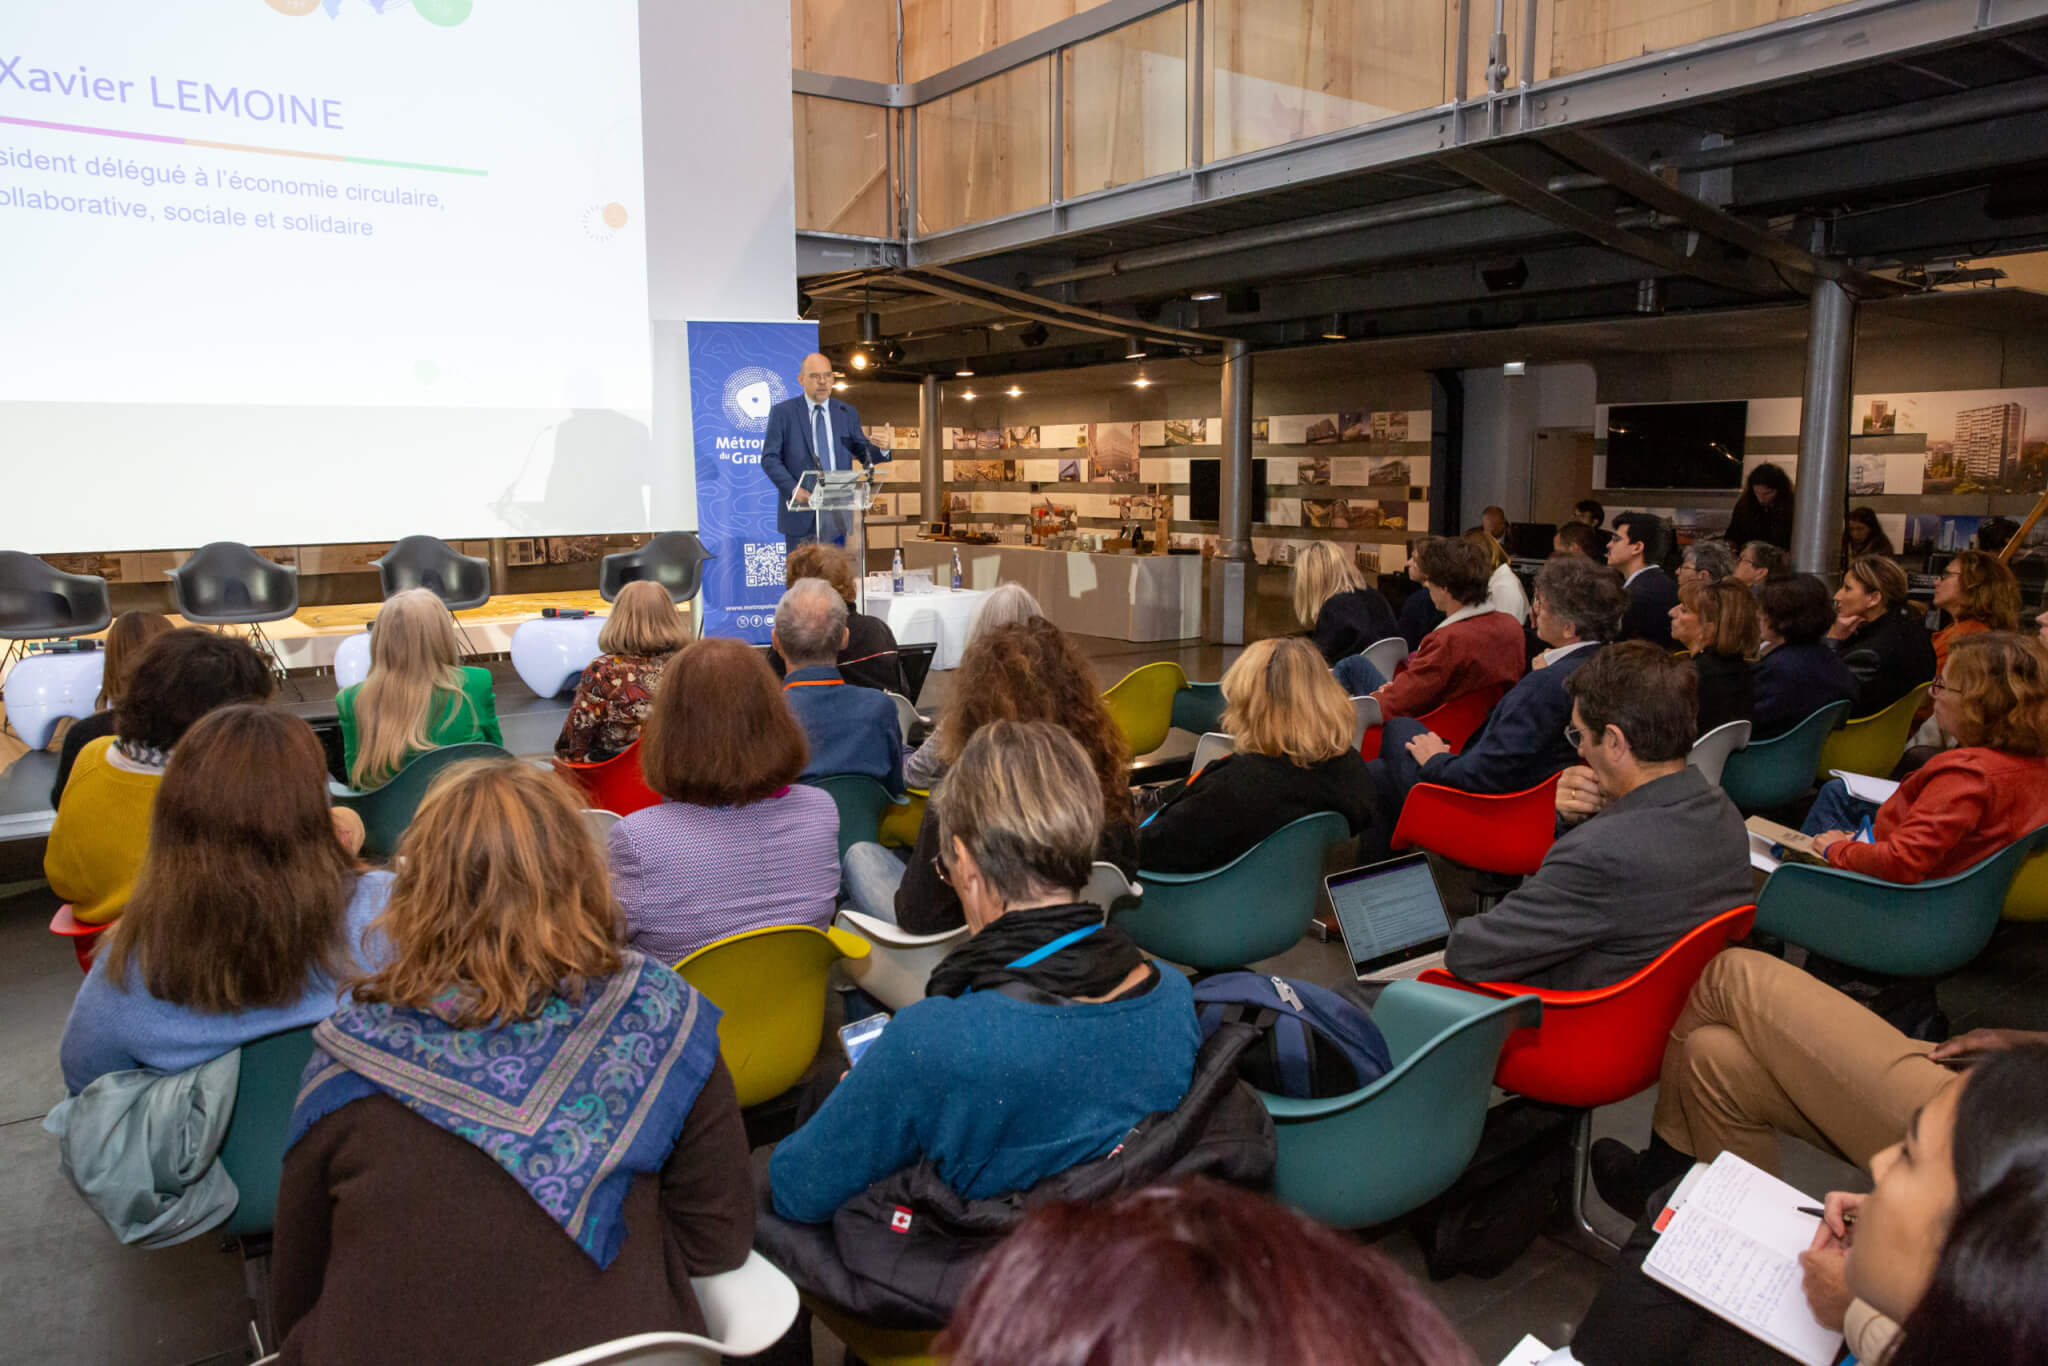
(1, 55, 344, 131)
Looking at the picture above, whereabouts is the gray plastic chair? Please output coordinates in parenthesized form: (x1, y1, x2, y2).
(1686, 719, 1752, 788)
(0, 551, 112, 641)
(1191, 731, 1235, 773)
(1351, 695, 1382, 748)
(599, 532, 714, 604)
(1361, 635, 1409, 681)
(373, 535, 491, 610)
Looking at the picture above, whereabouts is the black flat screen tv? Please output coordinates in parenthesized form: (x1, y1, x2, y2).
(1189, 459, 1269, 522)
(1604, 401, 1747, 489)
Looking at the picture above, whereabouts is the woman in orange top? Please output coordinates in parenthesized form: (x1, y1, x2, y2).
(1929, 550, 2020, 674)
(1807, 632, 2048, 882)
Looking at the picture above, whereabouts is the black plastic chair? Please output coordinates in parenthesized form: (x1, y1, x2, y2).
(167, 543, 301, 692)
(0, 551, 111, 641)
(372, 536, 491, 609)
(897, 641, 938, 703)
(599, 532, 714, 604)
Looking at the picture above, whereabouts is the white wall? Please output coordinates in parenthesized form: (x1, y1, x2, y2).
(1458, 362, 1595, 527)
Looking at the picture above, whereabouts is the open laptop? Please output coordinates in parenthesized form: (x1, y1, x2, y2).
(1324, 852, 1454, 982)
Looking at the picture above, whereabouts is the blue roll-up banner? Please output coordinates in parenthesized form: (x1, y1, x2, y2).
(686, 320, 819, 643)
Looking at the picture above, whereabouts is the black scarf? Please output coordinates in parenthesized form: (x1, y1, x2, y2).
(924, 902, 1147, 1002)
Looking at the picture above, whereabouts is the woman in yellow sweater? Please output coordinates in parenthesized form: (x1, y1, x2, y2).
(45, 629, 274, 924)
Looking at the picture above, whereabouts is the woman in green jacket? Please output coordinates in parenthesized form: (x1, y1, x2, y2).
(337, 589, 502, 788)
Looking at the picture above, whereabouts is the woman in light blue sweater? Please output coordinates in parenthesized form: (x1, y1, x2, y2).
(59, 706, 392, 1094)
(769, 720, 1199, 1223)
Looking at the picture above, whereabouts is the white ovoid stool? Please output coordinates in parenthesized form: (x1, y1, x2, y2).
(510, 614, 607, 698)
(4, 648, 106, 749)
(332, 632, 372, 691)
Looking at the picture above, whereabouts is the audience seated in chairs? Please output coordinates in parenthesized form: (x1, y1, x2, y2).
(608, 638, 839, 965)
(1608, 512, 1679, 648)
(1465, 527, 1530, 626)
(1552, 521, 1600, 559)
(1801, 632, 2048, 881)
(1842, 504, 1896, 562)
(1359, 537, 1523, 715)
(1138, 637, 1373, 874)
(45, 630, 275, 926)
(938, 1176, 1477, 1366)
(1578, 1036, 2048, 1366)
(767, 721, 1199, 1225)
(553, 579, 689, 763)
(903, 581, 1040, 790)
(774, 578, 904, 795)
(336, 587, 502, 789)
(766, 541, 905, 694)
(274, 760, 752, 1366)
(1368, 555, 1624, 845)
(1750, 573, 1861, 740)
(1675, 538, 1738, 593)
(1292, 539, 1398, 669)
(1443, 642, 1751, 989)
(1732, 539, 1789, 587)
(1394, 539, 1448, 651)
(1827, 554, 1936, 715)
(1672, 579, 1760, 738)
(1930, 549, 2022, 675)
(48, 609, 172, 805)
(58, 705, 383, 1093)
(843, 617, 1135, 933)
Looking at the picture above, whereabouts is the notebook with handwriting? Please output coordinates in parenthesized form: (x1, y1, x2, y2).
(1643, 1152, 1844, 1366)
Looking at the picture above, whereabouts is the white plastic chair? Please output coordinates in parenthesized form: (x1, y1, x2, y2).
(1351, 695, 1383, 748)
(1191, 731, 1235, 774)
(1687, 719, 1753, 789)
(1080, 860, 1142, 914)
(1361, 635, 1409, 682)
(833, 909, 971, 1010)
(581, 809, 622, 842)
(528, 1251, 799, 1365)
(885, 690, 919, 741)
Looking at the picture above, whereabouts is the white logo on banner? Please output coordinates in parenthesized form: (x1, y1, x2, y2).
(722, 366, 788, 432)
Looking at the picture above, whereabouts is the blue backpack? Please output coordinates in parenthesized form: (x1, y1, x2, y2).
(1191, 973, 1392, 1099)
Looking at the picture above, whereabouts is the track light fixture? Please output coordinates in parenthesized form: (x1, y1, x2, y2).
(1125, 335, 1146, 360)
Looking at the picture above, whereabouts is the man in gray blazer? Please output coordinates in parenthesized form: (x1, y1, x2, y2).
(1444, 641, 1751, 991)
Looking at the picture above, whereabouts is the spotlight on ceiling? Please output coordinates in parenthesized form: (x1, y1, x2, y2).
(960, 389, 977, 401)
(881, 341, 904, 365)
(1189, 290, 1222, 301)
(1005, 385, 1023, 398)
(1321, 313, 1348, 341)
(1125, 335, 1147, 360)
(1018, 322, 1050, 348)
(848, 348, 872, 371)
(833, 380, 849, 391)
(956, 365, 975, 377)
(858, 311, 883, 343)
(1132, 377, 1152, 389)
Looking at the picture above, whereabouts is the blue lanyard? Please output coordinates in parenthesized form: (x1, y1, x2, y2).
(1005, 923, 1102, 969)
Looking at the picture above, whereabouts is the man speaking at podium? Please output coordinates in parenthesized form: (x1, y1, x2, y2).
(761, 352, 889, 555)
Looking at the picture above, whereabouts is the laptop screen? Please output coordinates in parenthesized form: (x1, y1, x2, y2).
(1325, 853, 1453, 977)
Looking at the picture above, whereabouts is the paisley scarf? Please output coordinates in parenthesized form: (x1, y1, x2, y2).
(288, 951, 720, 1268)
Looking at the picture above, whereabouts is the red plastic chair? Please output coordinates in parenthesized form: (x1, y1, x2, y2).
(1391, 773, 1562, 878)
(556, 740, 662, 816)
(1359, 683, 1507, 762)
(49, 903, 105, 974)
(1418, 902, 1757, 1253)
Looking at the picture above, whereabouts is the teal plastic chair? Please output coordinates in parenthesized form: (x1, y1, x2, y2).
(1755, 824, 2048, 979)
(216, 1024, 318, 1356)
(1115, 811, 1349, 970)
(1717, 700, 1851, 813)
(336, 741, 513, 857)
(1170, 680, 1226, 737)
(1259, 981, 1541, 1228)
(803, 774, 906, 860)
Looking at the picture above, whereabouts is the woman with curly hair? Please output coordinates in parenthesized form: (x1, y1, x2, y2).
(1724, 461, 1794, 551)
(841, 617, 1133, 933)
(1930, 549, 2022, 675)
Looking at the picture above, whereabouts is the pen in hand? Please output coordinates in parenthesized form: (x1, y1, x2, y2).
(1798, 1205, 1855, 1224)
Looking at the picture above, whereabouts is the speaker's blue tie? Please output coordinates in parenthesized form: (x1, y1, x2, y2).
(814, 405, 831, 473)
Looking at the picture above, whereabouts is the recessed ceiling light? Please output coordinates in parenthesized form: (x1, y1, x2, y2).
(1125, 335, 1146, 360)
(956, 366, 975, 377)
(1132, 377, 1152, 389)
(1190, 291, 1221, 301)
(1005, 385, 1023, 398)
(833, 381, 848, 391)
(960, 389, 976, 401)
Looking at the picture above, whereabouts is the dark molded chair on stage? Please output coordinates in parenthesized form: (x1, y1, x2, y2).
(599, 532, 714, 604)
(167, 542, 300, 625)
(0, 550, 112, 647)
(372, 535, 491, 610)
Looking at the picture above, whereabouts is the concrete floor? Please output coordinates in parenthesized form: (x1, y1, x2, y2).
(5, 632, 2046, 1364)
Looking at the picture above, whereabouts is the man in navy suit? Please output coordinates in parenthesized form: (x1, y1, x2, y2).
(761, 352, 890, 555)
(1611, 511, 1679, 648)
(1364, 555, 1627, 850)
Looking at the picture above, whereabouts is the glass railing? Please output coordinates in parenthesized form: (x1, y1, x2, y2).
(796, 0, 1865, 243)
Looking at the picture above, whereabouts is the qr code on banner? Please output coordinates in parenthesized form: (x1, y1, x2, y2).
(743, 541, 786, 589)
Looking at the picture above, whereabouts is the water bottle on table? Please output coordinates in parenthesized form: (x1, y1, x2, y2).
(950, 547, 962, 591)
(891, 548, 905, 594)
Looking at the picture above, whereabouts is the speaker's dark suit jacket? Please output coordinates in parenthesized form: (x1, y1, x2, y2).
(760, 396, 889, 540)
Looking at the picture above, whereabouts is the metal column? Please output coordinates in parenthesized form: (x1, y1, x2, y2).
(919, 375, 942, 537)
(1792, 279, 1856, 573)
(1208, 339, 1255, 644)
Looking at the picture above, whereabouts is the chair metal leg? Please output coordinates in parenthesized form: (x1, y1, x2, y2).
(242, 622, 303, 700)
(1550, 1110, 1622, 1265)
(238, 1235, 276, 1356)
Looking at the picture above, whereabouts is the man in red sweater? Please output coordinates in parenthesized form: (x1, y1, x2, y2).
(1370, 536, 1525, 722)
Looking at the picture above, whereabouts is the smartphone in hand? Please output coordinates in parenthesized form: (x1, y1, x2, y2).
(838, 1012, 891, 1068)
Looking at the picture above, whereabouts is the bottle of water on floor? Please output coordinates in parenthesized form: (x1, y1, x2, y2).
(950, 547, 962, 591)
(891, 548, 905, 594)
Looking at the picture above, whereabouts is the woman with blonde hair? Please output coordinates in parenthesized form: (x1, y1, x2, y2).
(336, 588, 501, 788)
(554, 580, 689, 763)
(50, 609, 173, 804)
(1465, 526, 1530, 626)
(1139, 636, 1373, 874)
(1293, 540, 1397, 667)
(1670, 579, 1759, 737)
(274, 760, 752, 1365)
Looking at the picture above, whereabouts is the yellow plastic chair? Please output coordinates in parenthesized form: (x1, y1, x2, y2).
(803, 1297, 939, 1366)
(674, 925, 870, 1108)
(878, 787, 927, 849)
(1104, 661, 1188, 757)
(2004, 847, 2048, 922)
(1816, 682, 1931, 782)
